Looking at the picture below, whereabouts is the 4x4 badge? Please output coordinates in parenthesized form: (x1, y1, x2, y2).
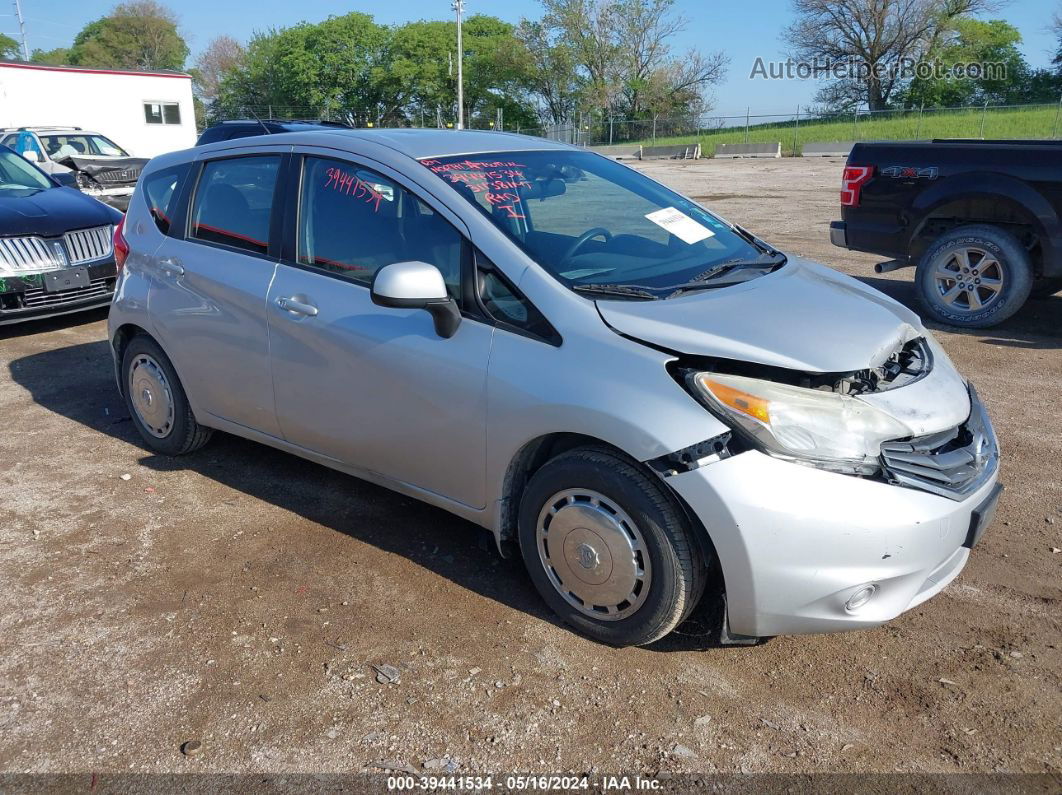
(881, 166, 939, 180)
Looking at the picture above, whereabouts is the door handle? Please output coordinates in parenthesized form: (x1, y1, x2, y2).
(276, 296, 318, 317)
(158, 257, 184, 276)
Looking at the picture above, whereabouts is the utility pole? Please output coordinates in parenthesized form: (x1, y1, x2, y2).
(13, 0, 29, 61)
(452, 0, 465, 130)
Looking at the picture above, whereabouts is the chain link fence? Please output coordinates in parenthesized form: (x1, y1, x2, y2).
(205, 99, 1062, 156)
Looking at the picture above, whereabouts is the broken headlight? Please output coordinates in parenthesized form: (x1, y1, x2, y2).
(75, 171, 101, 191)
(691, 372, 910, 475)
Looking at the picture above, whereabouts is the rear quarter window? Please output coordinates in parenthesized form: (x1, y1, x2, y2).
(141, 164, 191, 234)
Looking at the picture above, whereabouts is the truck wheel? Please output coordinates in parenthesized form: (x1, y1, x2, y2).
(122, 335, 213, 456)
(1030, 277, 1062, 299)
(915, 225, 1033, 328)
(518, 447, 706, 647)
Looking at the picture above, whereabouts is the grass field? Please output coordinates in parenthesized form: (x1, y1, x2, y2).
(629, 103, 1061, 156)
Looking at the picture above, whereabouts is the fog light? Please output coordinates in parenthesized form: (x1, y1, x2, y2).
(845, 584, 877, 612)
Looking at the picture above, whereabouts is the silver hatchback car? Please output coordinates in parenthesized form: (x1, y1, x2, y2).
(108, 130, 1001, 646)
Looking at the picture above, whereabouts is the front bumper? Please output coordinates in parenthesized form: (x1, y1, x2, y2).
(669, 450, 1000, 637)
(80, 186, 133, 213)
(0, 260, 117, 325)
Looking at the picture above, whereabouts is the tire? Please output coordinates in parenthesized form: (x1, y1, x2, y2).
(518, 447, 706, 647)
(915, 224, 1033, 328)
(121, 335, 212, 456)
(1030, 277, 1062, 299)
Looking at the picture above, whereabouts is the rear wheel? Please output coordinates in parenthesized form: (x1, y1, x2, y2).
(518, 447, 706, 647)
(915, 224, 1032, 328)
(122, 335, 212, 456)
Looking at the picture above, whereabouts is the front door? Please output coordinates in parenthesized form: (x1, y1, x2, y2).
(148, 151, 285, 437)
(266, 153, 493, 508)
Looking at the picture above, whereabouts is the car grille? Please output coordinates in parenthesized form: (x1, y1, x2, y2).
(880, 386, 998, 500)
(95, 167, 141, 184)
(64, 225, 113, 265)
(20, 277, 113, 308)
(0, 235, 62, 272)
(0, 226, 112, 274)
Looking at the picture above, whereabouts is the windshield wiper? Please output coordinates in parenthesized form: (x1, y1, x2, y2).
(664, 252, 787, 298)
(571, 283, 658, 300)
(733, 224, 780, 256)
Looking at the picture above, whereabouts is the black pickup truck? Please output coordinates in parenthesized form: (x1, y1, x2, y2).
(830, 139, 1062, 328)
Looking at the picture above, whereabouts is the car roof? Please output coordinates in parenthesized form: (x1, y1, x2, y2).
(0, 127, 92, 133)
(199, 128, 576, 160)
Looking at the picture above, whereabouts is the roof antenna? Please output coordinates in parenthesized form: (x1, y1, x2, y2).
(246, 107, 271, 136)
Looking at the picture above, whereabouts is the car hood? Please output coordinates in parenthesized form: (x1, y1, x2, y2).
(0, 186, 120, 238)
(597, 257, 925, 373)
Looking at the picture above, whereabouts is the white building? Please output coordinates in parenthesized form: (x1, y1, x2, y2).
(0, 61, 196, 158)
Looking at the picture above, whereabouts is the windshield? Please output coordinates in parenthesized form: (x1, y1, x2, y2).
(421, 150, 773, 295)
(40, 134, 129, 159)
(0, 148, 53, 197)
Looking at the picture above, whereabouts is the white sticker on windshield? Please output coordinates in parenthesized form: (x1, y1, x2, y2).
(644, 207, 715, 245)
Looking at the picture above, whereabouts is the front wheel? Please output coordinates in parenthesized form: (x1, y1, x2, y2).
(518, 447, 706, 647)
(915, 224, 1033, 328)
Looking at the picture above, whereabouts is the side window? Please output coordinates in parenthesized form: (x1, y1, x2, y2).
(296, 156, 463, 295)
(190, 156, 281, 255)
(4, 133, 43, 161)
(141, 163, 190, 234)
(477, 254, 557, 343)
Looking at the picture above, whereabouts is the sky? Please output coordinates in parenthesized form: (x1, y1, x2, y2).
(4, 0, 1058, 117)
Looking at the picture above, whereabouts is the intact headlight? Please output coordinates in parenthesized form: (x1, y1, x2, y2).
(692, 372, 910, 475)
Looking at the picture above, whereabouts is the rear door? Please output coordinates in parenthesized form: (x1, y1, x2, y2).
(265, 148, 493, 508)
(147, 146, 288, 437)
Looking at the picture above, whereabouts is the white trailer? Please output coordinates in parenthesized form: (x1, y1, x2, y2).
(0, 60, 196, 158)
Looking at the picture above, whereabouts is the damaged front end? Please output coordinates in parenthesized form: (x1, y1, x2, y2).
(58, 155, 147, 211)
(659, 333, 995, 498)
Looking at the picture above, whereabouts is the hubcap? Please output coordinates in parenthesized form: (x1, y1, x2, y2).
(128, 354, 174, 438)
(932, 246, 1004, 313)
(536, 489, 651, 621)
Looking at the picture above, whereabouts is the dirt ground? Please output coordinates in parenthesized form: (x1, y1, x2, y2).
(1, 157, 1059, 779)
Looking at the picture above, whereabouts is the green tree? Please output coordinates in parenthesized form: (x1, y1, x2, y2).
(784, 0, 993, 111)
(535, 0, 726, 122)
(69, 0, 188, 71)
(380, 15, 538, 128)
(218, 13, 390, 120)
(903, 19, 1031, 107)
(30, 48, 72, 65)
(0, 33, 20, 59)
(456, 15, 539, 128)
(216, 12, 537, 128)
(515, 20, 582, 125)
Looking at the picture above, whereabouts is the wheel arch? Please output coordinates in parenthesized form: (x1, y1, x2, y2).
(495, 432, 720, 572)
(907, 174, 1058, 277)
(110, 322, 155, 396)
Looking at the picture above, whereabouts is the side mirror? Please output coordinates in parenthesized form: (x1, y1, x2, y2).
(21, 150, 40, 163)
(370, 261, 461, 339)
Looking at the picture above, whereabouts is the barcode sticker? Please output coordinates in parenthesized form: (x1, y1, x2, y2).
(645, 207, 715, 245)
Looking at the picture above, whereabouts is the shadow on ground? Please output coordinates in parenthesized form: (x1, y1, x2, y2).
(0, 306, 110, 341)
(8, 337, 729, 653)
